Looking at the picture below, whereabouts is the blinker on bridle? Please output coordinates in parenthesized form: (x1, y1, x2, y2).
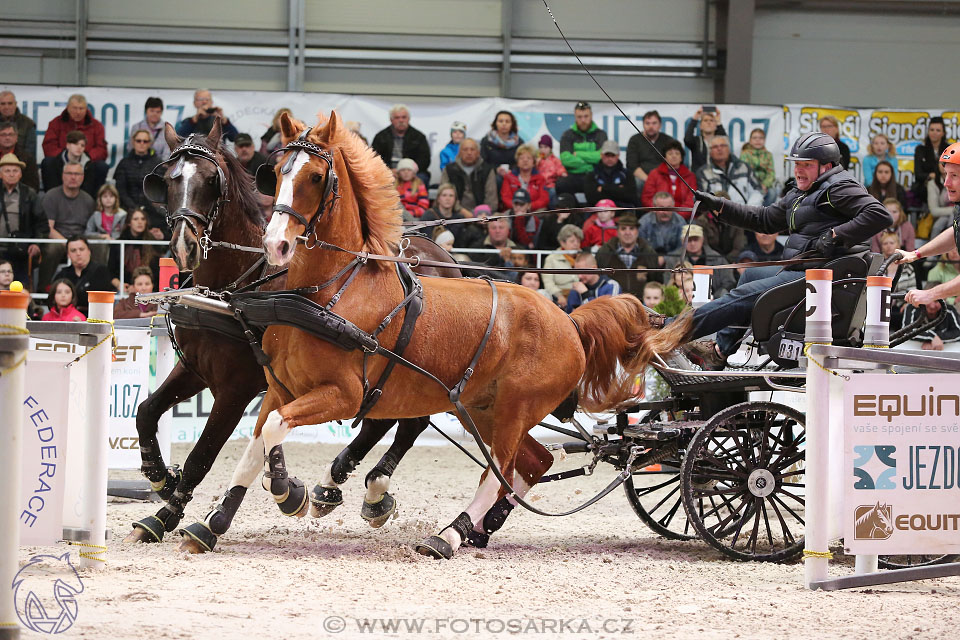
(255, 127, 340, 240)
(142, 134, 229, 256)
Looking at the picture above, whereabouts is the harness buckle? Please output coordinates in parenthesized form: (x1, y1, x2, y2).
(199, 231, 213, 259)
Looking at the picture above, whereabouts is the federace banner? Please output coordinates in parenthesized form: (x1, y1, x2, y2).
(844, 373, 960, 555)
(6, 84, 784, 182)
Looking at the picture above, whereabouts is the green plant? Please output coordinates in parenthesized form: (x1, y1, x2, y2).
(655, 284, 689, 317)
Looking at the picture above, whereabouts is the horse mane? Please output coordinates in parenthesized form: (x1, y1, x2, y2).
(310, 113, 404, 258)
(190, 131, 264, 229)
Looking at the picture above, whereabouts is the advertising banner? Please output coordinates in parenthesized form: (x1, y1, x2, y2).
(844, 373, 960, 555)
(107, 328, 151, 469)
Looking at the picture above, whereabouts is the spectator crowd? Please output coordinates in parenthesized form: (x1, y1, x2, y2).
(0, 87, 955, 342)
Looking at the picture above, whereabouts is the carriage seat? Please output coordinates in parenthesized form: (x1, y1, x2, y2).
(750, 251, 883, 367)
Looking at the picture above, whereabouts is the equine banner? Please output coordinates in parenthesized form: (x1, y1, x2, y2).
(6, 84, 784, 181)
(784, 104, 960, 187)
(107, 328, 151, 469)
(20, 352, 73, 546)
(843, 373, 960, 555)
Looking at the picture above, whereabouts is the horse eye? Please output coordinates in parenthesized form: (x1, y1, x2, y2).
(207, 176, 217, 186)
(311, 173, 322, 183)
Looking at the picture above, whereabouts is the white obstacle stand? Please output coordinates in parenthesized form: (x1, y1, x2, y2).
(1, 290, 30, 640)
(803, 270, 960, 590)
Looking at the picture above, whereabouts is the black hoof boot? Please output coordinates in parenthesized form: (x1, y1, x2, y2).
(152, 466, 182, 502)
(361, 492, 397, 528)
(277, 477, 309, 518)
(416, 535, 454, 559)
(464, 530, 490, 549)
(125, 502, 184, 543)
(178, 522, 218, 553)
(309, 485, 343, 518)
(415, 512, 473, 560)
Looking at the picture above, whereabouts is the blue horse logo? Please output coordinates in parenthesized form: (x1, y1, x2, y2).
(12, 553, 84, 634)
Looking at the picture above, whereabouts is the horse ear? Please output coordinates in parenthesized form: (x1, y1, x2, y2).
(279, 111, 298, 142)
(207, 116, 223, 148)
(164, 122, 180, 152)
(325, 110, 340, 142)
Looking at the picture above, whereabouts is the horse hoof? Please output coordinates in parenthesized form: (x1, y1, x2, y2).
(277, 477, 309, 518)
(361, 492, 396, 529)
(464, 529, 489, 549)
(309, 485, 343, 518)
(177, 522, 217, 553)
(415, 535, 454, 560)
(123, 515, 165, 543)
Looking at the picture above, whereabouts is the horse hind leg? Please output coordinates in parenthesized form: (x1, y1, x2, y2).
(361, 416, 430, 528)
(309, 417, 397, 518)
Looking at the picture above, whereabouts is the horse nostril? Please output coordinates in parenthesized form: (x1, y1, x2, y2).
(279, 241, 290, 256)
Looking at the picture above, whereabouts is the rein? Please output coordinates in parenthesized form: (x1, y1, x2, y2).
(403, 205, 695, 233)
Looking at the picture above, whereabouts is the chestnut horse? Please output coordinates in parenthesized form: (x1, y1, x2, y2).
(205, 110, 690, 559)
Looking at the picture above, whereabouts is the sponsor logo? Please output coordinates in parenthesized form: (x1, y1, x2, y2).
(797, 107, 860, 152)
(853, 389, 960, 422)
(852, 444, 897, 490)
(13, 553, 84, 634)
(854, 503, 894, 540)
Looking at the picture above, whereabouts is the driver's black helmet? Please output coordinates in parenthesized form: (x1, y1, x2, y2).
(786, 132, 841, 166)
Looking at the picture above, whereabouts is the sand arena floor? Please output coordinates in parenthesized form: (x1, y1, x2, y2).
(15, 440, 960, 639)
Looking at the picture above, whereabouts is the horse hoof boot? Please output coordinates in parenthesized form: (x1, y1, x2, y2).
(178, 522, 218, 553)
(276, 477, 309, 518)
(361, 492, 396, 529)
(124, 515, 165, 543)
(309, 485, 343, 518)
(464, 529, 489, 549)
(415, 535, 453, 560)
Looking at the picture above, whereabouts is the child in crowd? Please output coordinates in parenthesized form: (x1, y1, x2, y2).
(870, 198, 915, 253)
(86, 184, 127, 240)
(439, 121, 467, 171)
(42, 279, 86, 322)
(739, 128, 777, 205)
(642, 280, 664, 309)
(395, 158, 429, 218)
(581, 199, 619, 249)
(863, 134, 898, 187)
(537, 134, 566, 207)
(114, 266, 159, 319)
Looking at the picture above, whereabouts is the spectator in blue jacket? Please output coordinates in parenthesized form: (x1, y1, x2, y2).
(566, 252, 621, 312)
(439, 121, 466, 171)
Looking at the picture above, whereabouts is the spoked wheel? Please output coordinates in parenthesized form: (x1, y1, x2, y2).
(878, 554, 959, 569)
(623, 410, 696, 540)
(681, 401, 806, 562)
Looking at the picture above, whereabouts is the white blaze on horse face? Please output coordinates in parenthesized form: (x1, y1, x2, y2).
(174, 220, 192, 267)
(263, 152, 310, 262)
(179, 160, 198, 211)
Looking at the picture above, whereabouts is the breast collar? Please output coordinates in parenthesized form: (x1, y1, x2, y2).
(259, 127, 340, 239)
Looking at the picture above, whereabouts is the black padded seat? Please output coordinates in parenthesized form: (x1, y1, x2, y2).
(751, 251, 882, 359)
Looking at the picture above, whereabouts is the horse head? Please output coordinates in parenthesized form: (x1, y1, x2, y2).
(260, 111, 343, 266)
(143, 118, 228, 271)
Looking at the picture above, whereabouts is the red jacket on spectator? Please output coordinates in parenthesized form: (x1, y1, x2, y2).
(42, 304, 86, 322)
(581, 213, 619, 248)
(501, 169, 549, 211)
(641, 161, 697, 213)
(42, 108, 108, 162)
(397, 179, 429, 218)
(512, 212, 543, 248)
(536, 154, 566, 189)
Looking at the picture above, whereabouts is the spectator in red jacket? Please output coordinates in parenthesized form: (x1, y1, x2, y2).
(395, 158, 429, 219)
(641, 139, 696, 215)
(41, 94, 108, 192)
(509, 188, 542, 248)
(582, 198, 619, 249)
(501, 144, 549, 211)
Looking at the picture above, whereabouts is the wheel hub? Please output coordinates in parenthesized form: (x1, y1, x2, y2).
(747, 468, 776, 498)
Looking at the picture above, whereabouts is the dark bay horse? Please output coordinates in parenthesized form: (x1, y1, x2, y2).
(207, 111, 690, 559)
(125, 119, 462, 544)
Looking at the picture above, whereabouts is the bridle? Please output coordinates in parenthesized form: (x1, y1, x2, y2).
(142, 134, 229, 255)
(255, 127, 340, 242)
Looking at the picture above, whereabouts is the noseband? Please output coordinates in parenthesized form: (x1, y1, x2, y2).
(256, 127, 340, 240)
(143, 134, 229, 249)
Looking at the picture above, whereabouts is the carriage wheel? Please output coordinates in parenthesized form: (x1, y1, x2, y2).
(878, 554, 959, 570)
(681, 401, 806, 562)
(622, 410, 696, 540)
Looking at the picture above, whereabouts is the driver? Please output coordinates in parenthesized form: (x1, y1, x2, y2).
(668, 132, 892, 370)
(900, 142, 960, 308)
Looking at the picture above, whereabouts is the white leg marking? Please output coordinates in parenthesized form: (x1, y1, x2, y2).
(364, 474, 391, 503)
(319, 462, 336, 487)
(230, 434, 265, 488)
(260, 410, 290, 490)
(440, 457, 501, 551)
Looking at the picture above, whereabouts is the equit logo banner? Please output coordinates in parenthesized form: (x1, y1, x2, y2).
(852, 444, 897, 490)
(12, 553, 84, 634)
(854, 503, 894, 540)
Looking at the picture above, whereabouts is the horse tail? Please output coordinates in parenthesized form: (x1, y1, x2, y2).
(570, 294, 692, 413)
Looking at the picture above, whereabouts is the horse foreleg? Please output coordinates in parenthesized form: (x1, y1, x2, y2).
(361, 416, 430, 528)
(177, 390, 283, 553)
(466, 434, 554, 548)
(311, 417, 397, 518)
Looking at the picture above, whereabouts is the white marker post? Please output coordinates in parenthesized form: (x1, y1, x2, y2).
(863, 275, 892, 350)
(0, 290, 29, 640)
(81, 291, 115, 569)
(690, 267, 712, 308)
(804, 268, 833, 589)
